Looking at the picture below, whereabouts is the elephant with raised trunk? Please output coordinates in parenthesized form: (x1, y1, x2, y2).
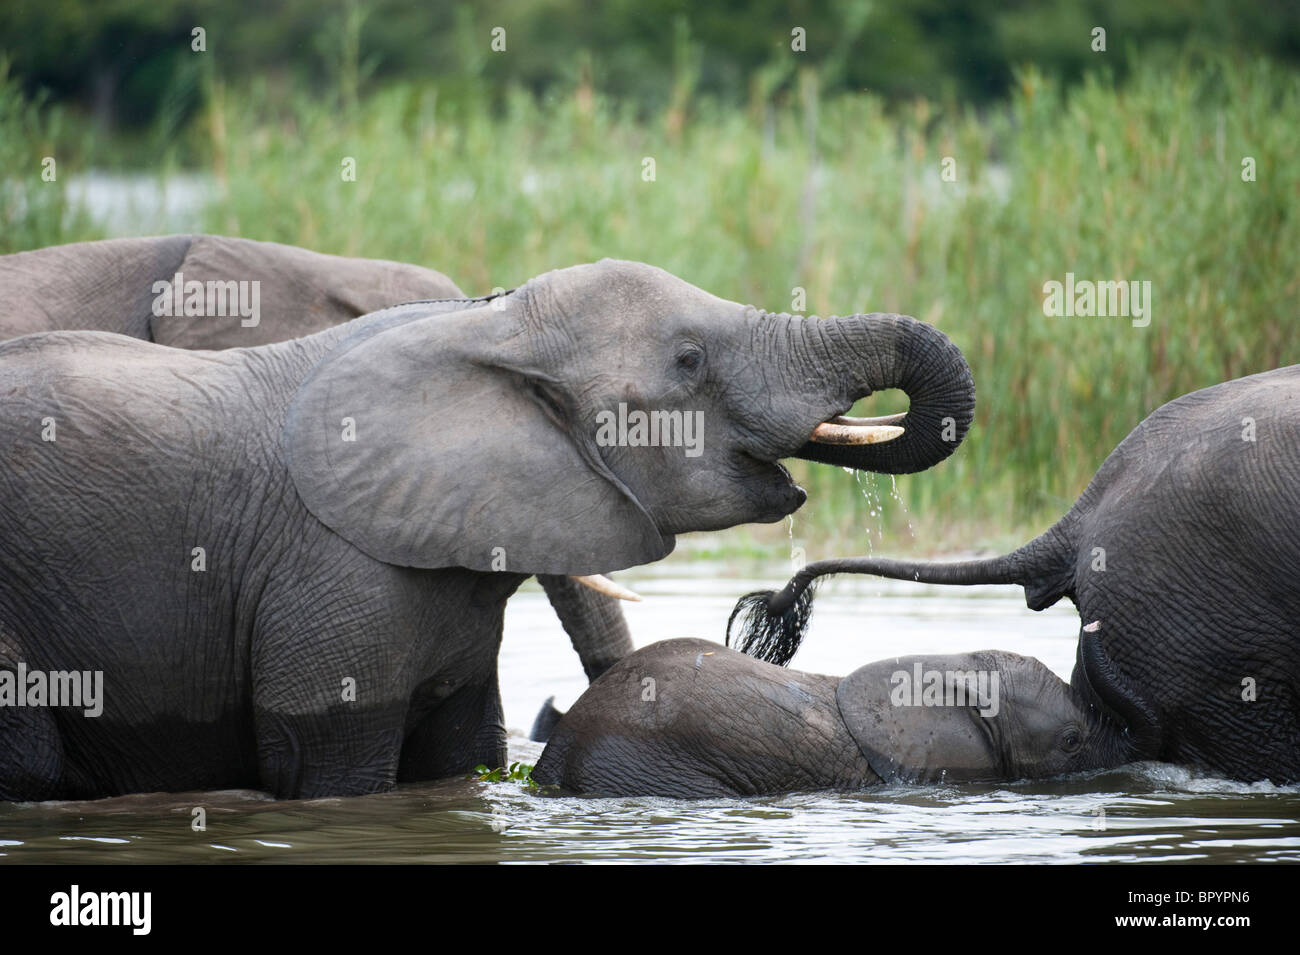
(534, 638, 1127, 797)
(0, 258, 974, 799)
(0, 234, 635, 691)
(730, 365, 1300, 784)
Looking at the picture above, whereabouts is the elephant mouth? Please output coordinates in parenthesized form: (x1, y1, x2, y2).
(807, 412, 906, 446)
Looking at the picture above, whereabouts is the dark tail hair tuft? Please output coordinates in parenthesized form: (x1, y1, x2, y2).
(725, 581, 818, 666)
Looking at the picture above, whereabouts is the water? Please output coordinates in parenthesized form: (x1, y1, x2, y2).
(2, 572, 1297, 863)
(64, 172, 214, 234)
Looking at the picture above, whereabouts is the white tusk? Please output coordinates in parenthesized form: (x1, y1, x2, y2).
(829, 412, 908, 427)
(809, 417, 905, 445)
(572, 574, 643, 602)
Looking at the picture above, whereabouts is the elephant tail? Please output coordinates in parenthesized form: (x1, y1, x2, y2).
(726, 525, 1076, 666)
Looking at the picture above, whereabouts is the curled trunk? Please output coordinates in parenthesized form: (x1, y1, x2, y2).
(797, 313, 975, 474)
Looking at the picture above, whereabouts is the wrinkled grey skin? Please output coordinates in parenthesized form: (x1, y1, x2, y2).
(0, 234, 461, 347)
(0, 235, 634, 692)
(534, 639, 1127, 797)
(749, 365, 1300, 784)
(0, 258, 974, 799)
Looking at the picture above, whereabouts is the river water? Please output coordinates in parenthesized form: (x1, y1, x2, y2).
(1, 568, 1296, 864)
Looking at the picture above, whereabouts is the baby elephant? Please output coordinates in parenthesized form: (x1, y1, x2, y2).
(533, 638, 1126, 797)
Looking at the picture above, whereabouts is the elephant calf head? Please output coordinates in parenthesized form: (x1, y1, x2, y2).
(837, 650, 1112, 785)
(532, 640, 1122, 797)
(284, 260, 975, 580)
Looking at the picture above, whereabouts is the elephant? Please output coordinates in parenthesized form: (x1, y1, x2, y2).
(532, 638, 1127, 797)
(0, 233, 462, 348)
(0, 234, 636, 693)
(729, 365, 1300, 784)
(0, 258, 975, 799)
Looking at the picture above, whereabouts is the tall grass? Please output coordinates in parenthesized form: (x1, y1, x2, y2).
(0, 61, 99, 253)
(5, 54, 1297, 560)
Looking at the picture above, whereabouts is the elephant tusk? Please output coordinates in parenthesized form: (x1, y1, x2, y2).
(810, 417, 905, 446)
(572, 574, 643, 602)
(829, 412, 908, 427)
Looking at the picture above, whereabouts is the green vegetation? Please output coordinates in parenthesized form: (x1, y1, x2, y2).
(473, 762, 537, 789)
(2, 50, 1296, 558)
(4, 1, 1298, 127)
(0, 61, 99, 253)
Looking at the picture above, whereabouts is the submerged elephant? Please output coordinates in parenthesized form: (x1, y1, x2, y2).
(0, 258, 974, 799)
(533, 638, 1125, 797)
(0, 234, 635, 691)
(730, 365, 1300, 784)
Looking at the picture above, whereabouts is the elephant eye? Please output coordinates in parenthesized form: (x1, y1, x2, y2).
(676, 345, 704, 374)
(1060, 727, 1084, 754)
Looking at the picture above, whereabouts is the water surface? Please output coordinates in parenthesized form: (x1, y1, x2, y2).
(2, 573, 1296, 864)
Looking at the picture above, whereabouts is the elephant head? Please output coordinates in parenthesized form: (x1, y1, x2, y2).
(283, 259, 975, 577)
(837, 650, 1123, 784)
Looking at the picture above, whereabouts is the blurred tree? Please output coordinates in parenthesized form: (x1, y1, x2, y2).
(0, 0, 1296, 128)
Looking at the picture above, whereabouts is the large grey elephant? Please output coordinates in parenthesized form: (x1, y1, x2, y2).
(730, 365, 1300, 784)
(0, 234, 635, 691)
(533, 638, 1126, 796)
(0, 258, 975, 799)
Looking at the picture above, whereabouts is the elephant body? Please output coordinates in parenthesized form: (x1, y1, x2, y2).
(534, 638, 1124, 797)
(0, 259, 975, 799)
(735, 365, 1300, 783)
(0, 235, 638, 699)
(0, 320, 517, 797)
(1044, 366, 1300, 781)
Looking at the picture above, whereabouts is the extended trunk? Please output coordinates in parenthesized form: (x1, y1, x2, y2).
(537, 574, 634, 681)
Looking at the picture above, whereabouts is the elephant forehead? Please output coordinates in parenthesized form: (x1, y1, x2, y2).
(538, 259, 739, 318)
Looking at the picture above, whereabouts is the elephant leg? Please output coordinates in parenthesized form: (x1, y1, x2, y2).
(253, 704, 407, 799)
(250, 624, 410, 798)
(398, 671, 507, 781)
(537, 575, 634, 680)
(0, 629, 65, 800)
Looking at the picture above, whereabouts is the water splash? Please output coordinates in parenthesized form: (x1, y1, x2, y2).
(888, 474, 915, 540)
(854, 470, 883, 551)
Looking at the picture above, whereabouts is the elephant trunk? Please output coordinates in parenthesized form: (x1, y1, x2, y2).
(796, 312, 975, 474)
(538, 574, 634, 681)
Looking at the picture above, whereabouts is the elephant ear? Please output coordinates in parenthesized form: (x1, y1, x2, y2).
(282, 298, 672, 575)
(836, 654, 1005, 784)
